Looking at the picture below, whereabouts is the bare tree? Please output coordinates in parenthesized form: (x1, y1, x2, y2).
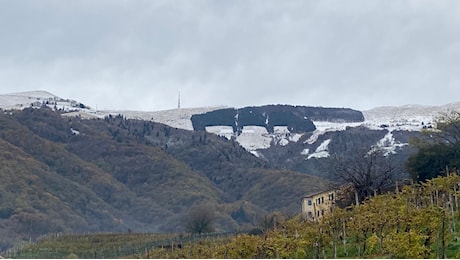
(258, 211, 286, 233)
(184, 205, 215, 235)
(331, 148, 396, 203)
(432, 111, 460, 145)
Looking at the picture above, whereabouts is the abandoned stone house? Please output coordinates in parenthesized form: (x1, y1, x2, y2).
(301, 189, 336, 221)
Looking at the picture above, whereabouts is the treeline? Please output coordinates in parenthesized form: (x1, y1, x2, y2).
(407, 111, 460, 181)
(148, 172, 460, 258)
(191, 105, 364, 134)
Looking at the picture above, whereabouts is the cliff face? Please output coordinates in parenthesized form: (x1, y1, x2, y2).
(191, 105, 364, 134)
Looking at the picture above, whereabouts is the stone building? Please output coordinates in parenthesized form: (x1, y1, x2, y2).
(301, 189, 336, 221)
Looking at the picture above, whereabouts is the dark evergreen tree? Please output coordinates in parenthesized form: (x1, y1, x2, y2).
(407, 111, 460, 181)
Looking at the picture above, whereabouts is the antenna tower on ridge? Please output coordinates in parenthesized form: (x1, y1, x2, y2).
(178, 90, 181, 109)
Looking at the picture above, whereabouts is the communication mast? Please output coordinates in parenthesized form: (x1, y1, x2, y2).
(178, 90, 181, 109)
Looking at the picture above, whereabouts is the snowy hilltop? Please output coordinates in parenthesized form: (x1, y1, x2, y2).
(0, 90, 89, 111)
(1, 90, 460, 156)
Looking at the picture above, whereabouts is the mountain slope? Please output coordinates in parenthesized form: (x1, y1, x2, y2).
(2, 90, 460, 250)
(0, 107, 334, 249)
(0, 137, 133, 249)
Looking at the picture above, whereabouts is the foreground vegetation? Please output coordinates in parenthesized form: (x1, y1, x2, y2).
(148, 172, 460, 258)
(5, 232, 239, 259)
(8, 173, 460, 259)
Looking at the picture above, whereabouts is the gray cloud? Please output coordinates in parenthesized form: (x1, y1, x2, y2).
(1, 0, 460, 111)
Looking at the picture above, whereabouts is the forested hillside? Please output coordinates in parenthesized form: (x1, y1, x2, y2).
(191, 105, 364, 133)
(0, 108, 333, 249)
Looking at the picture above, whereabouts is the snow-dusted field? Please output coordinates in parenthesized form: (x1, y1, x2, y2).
(0, 90, 60, 110)
(305, 121, 363, 144)
(235, 126, 272, 150)
(100, 106, 226, 130)
(363, 102, 460, 130)
(0, 90, 94, 113)
(205, 126, 234, 139)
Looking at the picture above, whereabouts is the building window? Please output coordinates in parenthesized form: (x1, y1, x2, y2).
(317, 211, 320, 217)
(307, 199, 312, 206)
(329, 193, 334, 201)
(321, 197, 324, 203)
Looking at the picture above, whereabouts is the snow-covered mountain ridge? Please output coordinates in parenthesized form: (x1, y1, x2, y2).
(0, 90, 224, 128)
(2, 90, 460, 158)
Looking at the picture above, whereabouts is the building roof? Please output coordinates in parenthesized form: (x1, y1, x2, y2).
(302, 188, 336, 199)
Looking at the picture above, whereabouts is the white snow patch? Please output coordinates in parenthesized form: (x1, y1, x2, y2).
(62, 111, 102, 119)
(308, 151, 330, 159)
(250, 150, 261, 157)
(371, 129, 408, 156)
(242, 128, 255, 133)
(278, 138, 289, 146)
(307, 139, 331, 159)
(274, 126, 290, 134)
(206, 125, 303, 151)
(301, 148, 310, 155)
(290, 133, 304, 142)
(362, 103, 460, 131)
(273, 126, 292, 146)
(305, 121, 362, 144)
(101, 107, 226, 130)
(0, 90, 84, 112)
(205, 126, 234, 140)
(70, 128, 80, 135)
(236, 126, 272, 151)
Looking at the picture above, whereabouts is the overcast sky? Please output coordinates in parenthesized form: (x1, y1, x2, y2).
(1, 0, 460, 111)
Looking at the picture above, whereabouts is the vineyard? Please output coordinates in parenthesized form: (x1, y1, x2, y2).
(5, 173, 460, 258)
(4, 232, 236, 258)
(147, 172, 460, 258)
